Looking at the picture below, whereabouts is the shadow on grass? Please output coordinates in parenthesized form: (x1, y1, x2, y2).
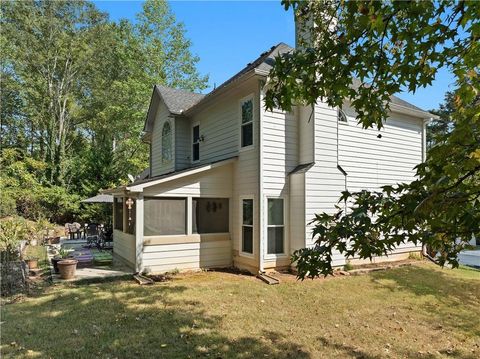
(1, 278, 311, 358)
(369, 265, 480, 338)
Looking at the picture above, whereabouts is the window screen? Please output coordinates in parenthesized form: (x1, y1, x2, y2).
(242, 199, 253, 253)
(144, 198, 186, 236)
(192, 198, 229, 234)
(267, 198, 284, 254)
(114, 197, 124, 231)
(241, 99, 253, 147)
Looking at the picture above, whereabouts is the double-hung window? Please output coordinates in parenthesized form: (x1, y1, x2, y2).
(240, 97, 253, 148)
(267, 198, 284, 254)
(192, 124, 200, 162)
(242, 199, 253, 254)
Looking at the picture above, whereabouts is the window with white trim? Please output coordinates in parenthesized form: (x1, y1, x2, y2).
(242, 199, 253, 254)
(161, 121, 172, 163)
(240, 98, 253, 148)
(192, 124, 200, 162)
(267, 198, 284, 254)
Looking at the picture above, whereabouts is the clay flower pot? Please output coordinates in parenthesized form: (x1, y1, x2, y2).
(57, 259, 78, 280)
(25, 258, 38, 270)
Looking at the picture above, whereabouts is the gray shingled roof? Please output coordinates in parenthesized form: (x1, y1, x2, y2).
(145, 42, 431, 132)
(155, 85, 205, 115)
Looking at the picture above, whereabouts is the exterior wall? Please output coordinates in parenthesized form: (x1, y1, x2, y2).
(339, 106, 423, 191)
(140, 164, 234, 273)
(113, 229, 136, 268)
(151, 102, 175, 177)
(174, 117, 190, 171)
(304, 101, 425, 266)
(298, 105, 314, 164)
(260, 100, 298, 268)
(143, 163, 233, 198)
(143, 234, 231, 273)
(289, 172, 306, 254)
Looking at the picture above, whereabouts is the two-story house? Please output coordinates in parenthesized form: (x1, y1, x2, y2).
(107, 42, 434, 274)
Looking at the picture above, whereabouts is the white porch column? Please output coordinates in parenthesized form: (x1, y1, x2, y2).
(135, 194, 144, 273)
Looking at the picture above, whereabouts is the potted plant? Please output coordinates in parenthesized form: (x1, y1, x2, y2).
(57, 259, 78, 280)
(24, 256, 39, 270)
(51, 248, 69, 273)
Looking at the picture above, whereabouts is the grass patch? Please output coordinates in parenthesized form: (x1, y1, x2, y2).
(1, 263, 479, 358)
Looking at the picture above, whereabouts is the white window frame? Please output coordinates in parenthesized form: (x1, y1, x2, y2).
(239, 195, 255, 258)
(338, 108, 348, 124)
(161, 120, 173, 164)
(239, 94, 254, 152)
(265, 196, 287, 259)
(191, 122, 200, 163)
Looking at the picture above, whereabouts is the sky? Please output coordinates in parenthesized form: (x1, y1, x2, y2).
(93, 0, 454, 111)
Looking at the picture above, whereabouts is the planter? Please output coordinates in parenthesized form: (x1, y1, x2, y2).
(57, 259, 78, 280)
(51, 257, 63, 273)
(25, 258, 38, 270)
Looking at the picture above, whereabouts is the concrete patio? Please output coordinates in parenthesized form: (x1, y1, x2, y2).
(47, 238, 133, 283)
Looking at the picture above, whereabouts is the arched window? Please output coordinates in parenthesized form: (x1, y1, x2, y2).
(161, 121, 172, 163)
(338, 108, 348, 123)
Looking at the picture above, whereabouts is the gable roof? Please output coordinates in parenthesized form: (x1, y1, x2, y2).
(143, 85, 205, 133)
(144, 42, 434, 134)
(156, 85, 205, 115)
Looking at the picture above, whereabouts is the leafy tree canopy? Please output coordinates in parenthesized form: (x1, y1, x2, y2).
(0, 0, 207, 223)
(265, 0, 479, 278)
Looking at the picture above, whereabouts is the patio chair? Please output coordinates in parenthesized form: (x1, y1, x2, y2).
(85, 223, 100, 248)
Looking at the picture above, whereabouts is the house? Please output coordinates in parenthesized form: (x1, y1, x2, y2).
(106, 42, 434, 274)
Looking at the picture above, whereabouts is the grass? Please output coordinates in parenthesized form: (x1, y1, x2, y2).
(1, 262, 479, 358)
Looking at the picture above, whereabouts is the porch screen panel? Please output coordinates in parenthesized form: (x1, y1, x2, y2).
(144, 198, 186, 236)
(114, 197, 123, 231)
(192, 198, 229, 234)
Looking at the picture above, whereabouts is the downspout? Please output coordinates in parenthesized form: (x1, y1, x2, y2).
(258, 81, 265, 273)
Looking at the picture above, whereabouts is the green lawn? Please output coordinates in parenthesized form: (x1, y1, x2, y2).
(1, 262, 479, 358)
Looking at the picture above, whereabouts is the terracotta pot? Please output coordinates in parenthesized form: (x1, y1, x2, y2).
(26, 259, 38, 269)
(57, 259, 78, 280)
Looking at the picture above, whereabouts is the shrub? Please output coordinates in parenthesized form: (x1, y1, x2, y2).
(0, 217, 29, 262)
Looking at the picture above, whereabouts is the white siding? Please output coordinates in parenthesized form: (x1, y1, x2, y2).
(289, 173, 306, 254)
(113, 230, 136, 268)
(143, 164, 233, 198)
(339, 107, 423, 192)
(304, 101, 425, 266)
(298, 105, 314, 164)
(174, 117, 190, 170)
(262, 108, 298, 196)
(151, 102, 175, 177)
(142, 239, 232, 273)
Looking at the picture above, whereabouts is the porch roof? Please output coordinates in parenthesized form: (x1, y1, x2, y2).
(105, 157, 237, 195)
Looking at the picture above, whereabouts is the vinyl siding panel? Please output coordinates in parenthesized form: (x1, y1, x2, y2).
(175, 117, 190, 170)
(304, 101, 424, 266)
(143, 240, 232, 273)
(143, 164, 233, 198)
(113, 230, 135, 268)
